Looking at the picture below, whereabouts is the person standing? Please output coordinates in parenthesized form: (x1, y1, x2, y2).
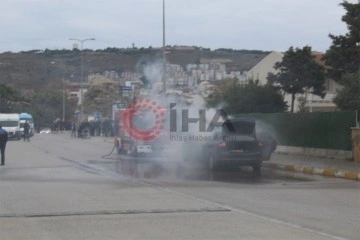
(0, 125, 8, 166)
(71, 122, 77, 137)
(24, 120, 30, 142)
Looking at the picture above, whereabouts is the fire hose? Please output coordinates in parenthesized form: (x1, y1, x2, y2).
(101, 138, 117, 159)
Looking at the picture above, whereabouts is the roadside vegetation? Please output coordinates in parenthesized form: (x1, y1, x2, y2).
(206, 78, 287, 114)
(323, 1, 360, 110)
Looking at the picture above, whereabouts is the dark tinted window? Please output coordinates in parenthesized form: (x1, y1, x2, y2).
(222, 120, 255, 135)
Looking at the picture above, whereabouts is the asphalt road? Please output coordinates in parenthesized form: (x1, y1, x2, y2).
(0, 133, 359, 240)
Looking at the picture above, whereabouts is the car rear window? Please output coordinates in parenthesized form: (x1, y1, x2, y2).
(222, 120, 255, 135)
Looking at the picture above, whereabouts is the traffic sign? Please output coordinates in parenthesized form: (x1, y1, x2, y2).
(122, 86, 133, 92)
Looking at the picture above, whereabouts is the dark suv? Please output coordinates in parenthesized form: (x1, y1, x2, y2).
(182, 118, 277, 175)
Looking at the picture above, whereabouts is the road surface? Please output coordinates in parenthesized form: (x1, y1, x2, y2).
(0, 133, 359, 240)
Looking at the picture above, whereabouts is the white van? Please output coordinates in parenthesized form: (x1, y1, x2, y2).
(0, 113, 21, 140)
(19, 113, 35, 137)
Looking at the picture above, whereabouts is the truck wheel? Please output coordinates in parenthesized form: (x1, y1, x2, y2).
(208, 155, 216, 172)
(116, 140, 122, 154)
(130, 146, 137, 157)
(176, 163, 185, 178)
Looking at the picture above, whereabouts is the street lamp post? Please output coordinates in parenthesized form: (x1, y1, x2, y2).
(62, 76, 65, 122)
(162, 0, 166, 92)
(69, 38, 95, 122)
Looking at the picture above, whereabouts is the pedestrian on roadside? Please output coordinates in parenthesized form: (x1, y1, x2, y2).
(24, 120, 30, 142)
(0, 124, 8, 166)
(71, 122, 77, 137)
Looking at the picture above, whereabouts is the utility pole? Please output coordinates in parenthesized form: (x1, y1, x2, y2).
(62, 76, 66, 122)
(162, 0, 166, 93)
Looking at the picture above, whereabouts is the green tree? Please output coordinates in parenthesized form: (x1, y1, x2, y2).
(296, 95, 310, 113)
(32, 90, 62, 126)
(206, 78, 287, 114)
(29, 90, 76, 129)
(323, 1, 360, 81)
(0, 84, 21, 112)
(333, 73, 360, 110)
(323, 1, 360, 110)
(267, 46, 326, 113)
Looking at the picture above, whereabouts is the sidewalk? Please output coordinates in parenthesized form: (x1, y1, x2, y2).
(264, 153, 360, 181)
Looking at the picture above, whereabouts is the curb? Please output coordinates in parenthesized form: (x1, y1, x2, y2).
(263, 162, 360, 181)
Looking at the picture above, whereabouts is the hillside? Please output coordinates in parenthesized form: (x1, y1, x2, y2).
(0, 47, 269, 92)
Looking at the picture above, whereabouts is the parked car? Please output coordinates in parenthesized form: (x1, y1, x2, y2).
(182, 118, 277, 176)
(39, 128, 51, 134)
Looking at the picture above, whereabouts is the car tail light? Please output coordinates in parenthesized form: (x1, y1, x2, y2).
(216, 142, 226, 150)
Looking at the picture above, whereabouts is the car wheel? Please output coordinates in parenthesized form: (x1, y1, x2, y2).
(252, 162, 262, 179)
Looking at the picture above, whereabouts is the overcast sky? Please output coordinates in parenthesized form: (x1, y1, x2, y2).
(0, 0, 356, 53)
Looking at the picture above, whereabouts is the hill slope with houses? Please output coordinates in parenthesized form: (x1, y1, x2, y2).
(0, 47, 269, 93)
